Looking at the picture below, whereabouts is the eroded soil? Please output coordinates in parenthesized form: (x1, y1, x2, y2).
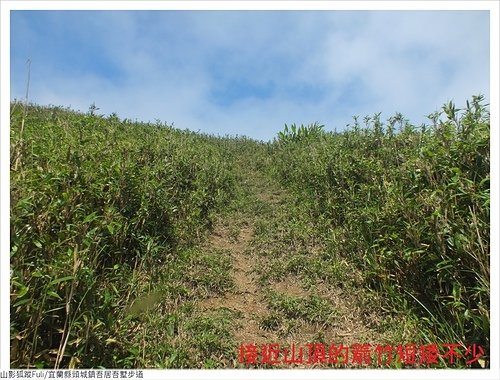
(193, 168, 402, 367)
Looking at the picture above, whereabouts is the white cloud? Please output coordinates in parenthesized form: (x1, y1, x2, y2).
(319, 11, 489, 125)
(10, 10, 490, 140)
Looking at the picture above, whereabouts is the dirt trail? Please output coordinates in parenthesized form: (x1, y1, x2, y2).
(199, 221, 277, 344)
(195, 167, 401, 367)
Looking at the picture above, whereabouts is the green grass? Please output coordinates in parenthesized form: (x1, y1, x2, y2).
(10, 96, 490, 369)
(10, 103, 241, 368)
(266, 292, 336, 325)
(270, 95, 490, 365)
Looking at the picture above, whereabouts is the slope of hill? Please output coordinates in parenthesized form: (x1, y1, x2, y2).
(9, 97, 490, 369)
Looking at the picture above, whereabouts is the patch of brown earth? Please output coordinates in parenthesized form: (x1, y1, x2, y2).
(270, 277, 309, 298)
(277, 277, 394, 348)
(262, 261, 394, 352)
(199, 222, 276, 344)
(197, 173, 399, 367)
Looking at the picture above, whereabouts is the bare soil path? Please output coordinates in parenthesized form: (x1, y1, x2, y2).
(199, 222, 276, 345)
(193, 165, 406, 367)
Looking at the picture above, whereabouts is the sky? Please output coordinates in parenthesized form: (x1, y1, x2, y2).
(10, 10, 490, 141)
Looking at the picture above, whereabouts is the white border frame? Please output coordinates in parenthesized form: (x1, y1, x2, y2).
(1, 2, 498, 379)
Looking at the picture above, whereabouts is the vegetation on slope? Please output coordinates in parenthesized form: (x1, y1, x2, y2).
(10, 103, 238, 367)
(10, 96, 490, 368)
(271, 95, 490, 355)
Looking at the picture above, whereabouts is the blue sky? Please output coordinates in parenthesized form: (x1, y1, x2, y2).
(10, 10, 490, 141)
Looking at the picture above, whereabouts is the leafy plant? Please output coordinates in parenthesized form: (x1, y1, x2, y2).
(270, 96, 490, 363)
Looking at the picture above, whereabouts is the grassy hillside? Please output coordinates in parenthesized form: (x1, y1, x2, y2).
(270, 96, 490, 354)
(10, 103, 240, 367)
(10, 97, 490, 369)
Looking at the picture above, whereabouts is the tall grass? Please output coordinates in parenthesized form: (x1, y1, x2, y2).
(271, 96, 490, 359)
(10, 96, 489, 368)
(10, 103, 237, 368)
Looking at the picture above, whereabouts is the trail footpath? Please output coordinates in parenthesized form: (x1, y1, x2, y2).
(190, 163, 404, 368)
